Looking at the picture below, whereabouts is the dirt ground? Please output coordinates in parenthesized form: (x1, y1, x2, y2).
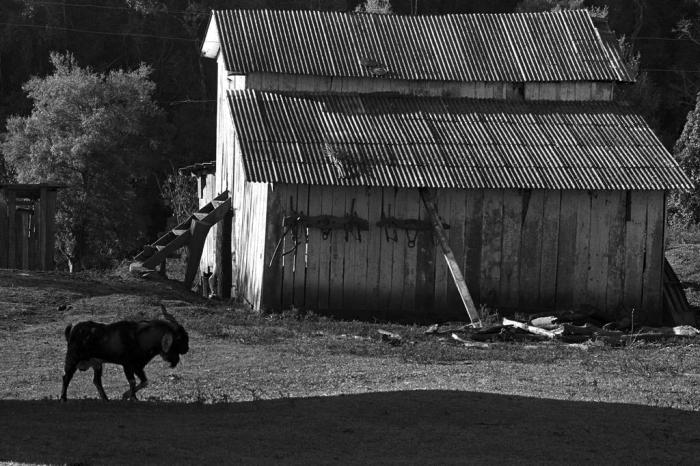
(1, 267, 700, 464)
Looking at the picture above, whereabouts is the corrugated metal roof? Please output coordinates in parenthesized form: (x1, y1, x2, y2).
(208, 9, 633, 82)
(226, 90, 690, 191)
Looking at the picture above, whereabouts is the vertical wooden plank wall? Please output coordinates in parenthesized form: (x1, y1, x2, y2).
(253, 186, 667, 323)
(0, 189, 57, 271)
(0, 190, 9, 268)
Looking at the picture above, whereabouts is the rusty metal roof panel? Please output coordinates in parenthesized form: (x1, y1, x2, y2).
(210, 9, 632, 82)
(227, 90, 689, 190)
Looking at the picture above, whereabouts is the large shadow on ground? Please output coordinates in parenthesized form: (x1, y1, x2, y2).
(0, 269, 198, 303)
(1, 391, 699, 464)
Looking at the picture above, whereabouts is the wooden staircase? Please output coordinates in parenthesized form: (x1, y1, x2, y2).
(130, 190, 231, 288)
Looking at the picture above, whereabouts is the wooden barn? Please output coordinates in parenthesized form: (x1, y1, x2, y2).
(194, 9, 691, 324)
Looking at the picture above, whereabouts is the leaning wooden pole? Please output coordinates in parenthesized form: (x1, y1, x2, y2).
(420, 189, 482, 328)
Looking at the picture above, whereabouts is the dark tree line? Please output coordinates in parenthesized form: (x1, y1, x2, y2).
(2, 0, 700, 268)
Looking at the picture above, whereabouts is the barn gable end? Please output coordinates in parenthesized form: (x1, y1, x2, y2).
(202, 9, 691, 324)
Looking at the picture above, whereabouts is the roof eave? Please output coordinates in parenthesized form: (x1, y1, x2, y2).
(201, 11, 221, 60)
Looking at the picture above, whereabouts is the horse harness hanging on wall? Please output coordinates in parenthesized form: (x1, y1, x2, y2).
(269, 197, 452, 265)
(377, 209, 450, 248)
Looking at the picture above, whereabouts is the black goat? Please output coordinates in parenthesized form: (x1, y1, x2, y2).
(60, 305, 189, 401)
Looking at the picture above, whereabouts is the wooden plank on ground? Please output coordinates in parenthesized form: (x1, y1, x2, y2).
(499, 190, 522, 310)
(555, 190, 578, 309)
(605, 191, 627, 318)
(539, 190, 561, 309)
(518, 190, 544, 309)
(623, 190, 647, 314)
(329, 186, 347, 311)
(642, 191, 665, 325)
(421, 189, 481, 326)
(572, 191, 592, 309)
(464, 190, 483, 305)
(293, 185, 309, 309)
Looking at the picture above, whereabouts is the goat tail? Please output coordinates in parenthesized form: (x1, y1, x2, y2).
(64, 324, 73, 342)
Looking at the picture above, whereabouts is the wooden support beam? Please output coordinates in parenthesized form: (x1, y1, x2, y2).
(420, 189, 482, 327)
(184, 221, 210, 289)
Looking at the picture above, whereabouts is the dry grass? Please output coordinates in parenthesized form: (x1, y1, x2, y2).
(1, 264, 700, 463)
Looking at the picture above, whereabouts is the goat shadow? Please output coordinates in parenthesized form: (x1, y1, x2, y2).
(1, 390, 699, 464)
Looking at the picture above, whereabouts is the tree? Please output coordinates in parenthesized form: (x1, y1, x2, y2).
(1, 52, 170, 271)
(515, 0, 583, 13)
(355, 0, 393, 14)
(670, 92, 700, 224)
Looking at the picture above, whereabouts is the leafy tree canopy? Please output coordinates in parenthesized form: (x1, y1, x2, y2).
(1, 52, 171, 271)
(355, 0, 393, 14)
(671, 92, 700, 224)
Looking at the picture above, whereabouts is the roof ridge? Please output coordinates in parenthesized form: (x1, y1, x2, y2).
(207, 9, 632, 82)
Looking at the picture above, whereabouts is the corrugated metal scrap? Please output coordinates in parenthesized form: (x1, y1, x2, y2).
(210, 9, 633, 82)
(227, 90, 691, 191)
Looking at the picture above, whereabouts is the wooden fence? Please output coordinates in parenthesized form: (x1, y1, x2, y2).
(0, 185, 59, 271)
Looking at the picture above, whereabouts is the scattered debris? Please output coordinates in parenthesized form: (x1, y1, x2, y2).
(502, 317, 557, 339)
(529, 316, 559, 330)
(377, 329, 402, 346)
(425, 313, 700, 348)
(451, 333, 490, 348)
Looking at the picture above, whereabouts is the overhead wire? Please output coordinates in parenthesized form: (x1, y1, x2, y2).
(3, 5, 700, 74)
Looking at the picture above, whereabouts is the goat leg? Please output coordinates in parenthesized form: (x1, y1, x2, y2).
(122, 368, 148, 400)
(122, 366, 139, 400)
(60, 357, 78, 402)
(92, 364, 108, 401)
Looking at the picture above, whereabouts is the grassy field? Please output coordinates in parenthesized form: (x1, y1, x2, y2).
(1, 256, 700, 464)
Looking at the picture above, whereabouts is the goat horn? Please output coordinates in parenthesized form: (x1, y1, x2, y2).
(160, 304, 178, 324)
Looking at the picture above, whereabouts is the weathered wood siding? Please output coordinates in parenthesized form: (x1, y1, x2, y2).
(259, 186, 665, 323)
(0, 189, 57, 271)
(198, 173, 217, 277)
(242, 72, 614, 101)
